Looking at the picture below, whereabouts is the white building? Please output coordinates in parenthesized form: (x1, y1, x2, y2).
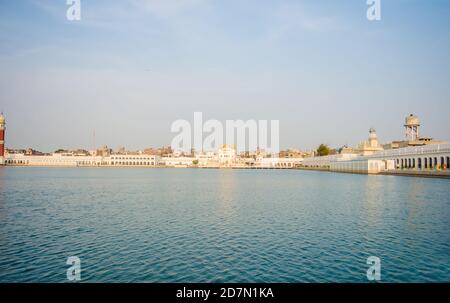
(218, 145, 236, 167)
(367, 143, 450, 171)
(302, 153, 359, 168)
(109, 154, 158, 166)
(256, 157, 303, 169)
(196, 151, 219, 168)
(302, 135, 450, 175)
(5, 153, 158, 167)
(357, 128, 384, 156)
(330, 158, 394, 174)
(162, 156, 196, 167)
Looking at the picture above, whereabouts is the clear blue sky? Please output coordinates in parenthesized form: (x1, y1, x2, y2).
(1, 0, 449, 152)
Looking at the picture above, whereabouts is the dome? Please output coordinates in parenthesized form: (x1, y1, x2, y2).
(405, 114, 420, 126)
(0, 113, 5, 124)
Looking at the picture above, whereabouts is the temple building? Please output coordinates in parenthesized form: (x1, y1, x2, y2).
(357, 128, 384, 156)
(302, 114, 450, 175)
(218, 144, 237, 167)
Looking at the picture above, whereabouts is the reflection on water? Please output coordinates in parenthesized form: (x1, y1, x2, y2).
(364, 175, 385, 229)
(0, 168, 448, 282)
(405, 178, 427, 232)
(217, 169, 238, 221)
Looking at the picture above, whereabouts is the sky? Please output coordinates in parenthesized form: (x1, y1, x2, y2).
(0, 0, 449, 152)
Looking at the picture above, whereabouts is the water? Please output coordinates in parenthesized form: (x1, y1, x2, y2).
(0, 167, 448, 282)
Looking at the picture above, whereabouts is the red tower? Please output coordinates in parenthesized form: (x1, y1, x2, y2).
(0, 113, 5, 165)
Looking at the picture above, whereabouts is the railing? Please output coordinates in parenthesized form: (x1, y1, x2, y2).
(367, 143, 450, 159)
(301, 143, 450, 166)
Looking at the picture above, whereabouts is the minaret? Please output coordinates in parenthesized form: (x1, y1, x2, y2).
(368, 128, 379, 148)
(0, 112, 5, 165)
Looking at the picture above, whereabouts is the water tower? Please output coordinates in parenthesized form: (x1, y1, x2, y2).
(404, 114, 420, 142)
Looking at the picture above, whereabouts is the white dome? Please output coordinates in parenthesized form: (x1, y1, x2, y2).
(405, 114, 420, 126)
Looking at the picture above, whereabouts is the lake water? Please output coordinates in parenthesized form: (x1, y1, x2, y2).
(0, 167, 448, 282)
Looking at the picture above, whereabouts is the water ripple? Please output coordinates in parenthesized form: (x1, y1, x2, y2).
(0, 168, 449, 282)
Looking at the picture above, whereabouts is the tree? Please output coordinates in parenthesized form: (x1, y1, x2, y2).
(317, 144, 330, 156)
(192, 160, 199, 165)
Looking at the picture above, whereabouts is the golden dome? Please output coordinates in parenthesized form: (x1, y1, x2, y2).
(0, 113, 5, 124)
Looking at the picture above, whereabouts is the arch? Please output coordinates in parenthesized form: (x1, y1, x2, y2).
(417, 158, 422, 170)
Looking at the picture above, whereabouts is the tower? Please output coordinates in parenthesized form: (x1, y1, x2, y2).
(357, 128, 383, 156)
(0, 112, 5, 165)
(368, 127, 380, 148)
(405, 114, 420, 142)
